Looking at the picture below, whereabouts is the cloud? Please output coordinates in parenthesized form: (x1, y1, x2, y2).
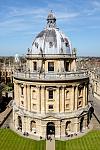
(56, 12, 79, 20)
(92, 1, 100, 8)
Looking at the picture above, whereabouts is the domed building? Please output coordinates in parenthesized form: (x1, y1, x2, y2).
(13, 12, 90, 139)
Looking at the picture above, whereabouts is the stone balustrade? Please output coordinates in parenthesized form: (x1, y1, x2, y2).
(14, 71, 88, 81)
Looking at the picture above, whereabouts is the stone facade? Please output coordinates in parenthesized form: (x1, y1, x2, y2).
(89, 70, 100, 100)
(0, 63, 14, 83)
(13, 12, 90, 139)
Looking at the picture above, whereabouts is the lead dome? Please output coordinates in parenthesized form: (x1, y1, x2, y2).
(32, 11, 71, 55)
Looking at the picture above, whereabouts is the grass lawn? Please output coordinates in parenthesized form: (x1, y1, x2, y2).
(56, 130, 100, 150)
(0, 129, 46, 150)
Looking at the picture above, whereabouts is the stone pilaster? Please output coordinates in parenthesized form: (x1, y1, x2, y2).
(17, 83, 20, 107)
(56, 86, 60, 112)
(41, 86, 45, 113)
(27, 85, 31, 111)
(24, 85, 27, 110)
(75, 86, 78, 110)
(70, 86, 75, 111)
(36, 85, 41, 113)
(61, 86, 65, 112)
(85, 85, 88, 105)
(83, 85, 86, 107)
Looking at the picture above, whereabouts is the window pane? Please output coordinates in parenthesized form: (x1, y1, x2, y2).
(33, 62, 37, 71)
(48, 105, 53, 109)
(65, 62, 69, 71)
(21, 87, 24, 95)
(48, 62, 54, 71)
(49, 90, 53, 99)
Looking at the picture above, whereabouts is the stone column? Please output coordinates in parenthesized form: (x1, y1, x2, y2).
(85, 84, 88, 105)
(15, 83, 19, 106)
(56, 87, 60, 112)
(36, 86, 41, 113)
(41, 86, 45, 113)
(70, 86, 75, 111)
(14, 83, 17, 105)
(55, 121, 60, 138)
(60, 121, 65, 137)
(74, 118, 79, 132)
(60, 60, 64, 72)
(22, 116, 25, 133)
(27, 85, 31, 111)
(24, 85, 27, 110)
(75, 85, 78, 110)
(17, 83, 20, 107)
(83, 85, 86, 107)
(61, 86, 65, 113)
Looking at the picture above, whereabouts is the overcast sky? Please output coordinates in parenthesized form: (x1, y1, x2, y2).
(0, 0, 100, 56)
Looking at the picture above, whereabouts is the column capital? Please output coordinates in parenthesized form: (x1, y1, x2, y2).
(36, 85, 41, 88)
(41, 85, 45, 89)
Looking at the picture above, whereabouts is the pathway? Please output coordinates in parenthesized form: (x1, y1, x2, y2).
(46, 136, 55, 150)
(89, 90, 100, 129)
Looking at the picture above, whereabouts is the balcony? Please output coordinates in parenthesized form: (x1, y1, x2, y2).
(14, 70, 88, 81)
(26, 53, 76, 59)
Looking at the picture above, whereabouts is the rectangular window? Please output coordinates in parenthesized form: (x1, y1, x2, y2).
(79, 88, 83, 97)
(48, 62, 54, 71)
(66, 104, 69, 109)
(33, 104, 36, 110)
(21, 87, 24, 95)
(32, 90, 35, 99)
(49, 90, 53, 99)
(33, 62, 37, 71)
(65, 62, 69, 71)
(48, 105, 53, 109)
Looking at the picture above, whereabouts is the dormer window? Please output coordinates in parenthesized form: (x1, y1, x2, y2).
(33, 62, 37, 71)
(48, 62, 54, 71)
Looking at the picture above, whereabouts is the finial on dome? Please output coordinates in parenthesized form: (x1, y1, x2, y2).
(47, 11, 56, 28)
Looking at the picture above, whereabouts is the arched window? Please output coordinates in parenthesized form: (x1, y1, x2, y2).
(30, 120, 36, 132)
(18, 116, 22, 131)
(65, 121, 71, 135)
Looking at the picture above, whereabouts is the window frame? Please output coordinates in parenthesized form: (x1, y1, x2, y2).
(48, 62, 54, 72)
(21, 87, 24, 96)
(48, 104, 53, 109)
(33, 62, 37, 71)
(48, 90, 53, 99)
(65, 61, 69, 72)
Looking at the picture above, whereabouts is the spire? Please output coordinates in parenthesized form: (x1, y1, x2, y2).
(47, 10, 56, 28)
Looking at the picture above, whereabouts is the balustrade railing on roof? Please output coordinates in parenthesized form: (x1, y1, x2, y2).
(14, 70, 88, 80)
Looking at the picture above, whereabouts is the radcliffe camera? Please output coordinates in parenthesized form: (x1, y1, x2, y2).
(0, 1, 100, 150)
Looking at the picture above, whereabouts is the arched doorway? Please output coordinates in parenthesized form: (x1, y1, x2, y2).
(80, 117, 84, 132)
(18, 116, 22, 131)
(47, 122, 55, 137)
